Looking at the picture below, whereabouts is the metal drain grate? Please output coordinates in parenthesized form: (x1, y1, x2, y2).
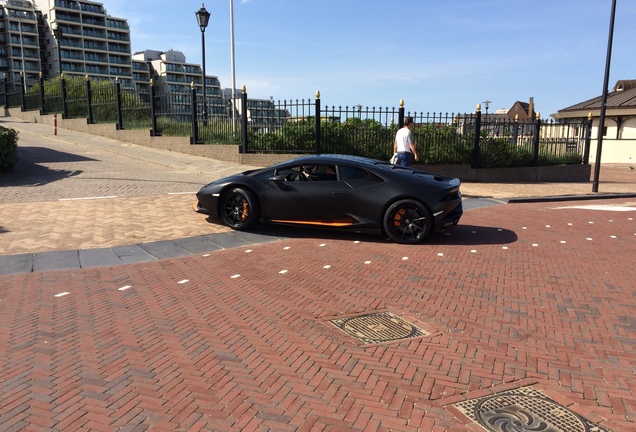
(453, 386, 609, 432)
(329, 311, 430, 344)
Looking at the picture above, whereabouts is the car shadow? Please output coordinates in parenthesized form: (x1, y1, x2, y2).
(206, 219, 517, 246)
(429, 224, 518, 245)
(0, 146, 95, 187)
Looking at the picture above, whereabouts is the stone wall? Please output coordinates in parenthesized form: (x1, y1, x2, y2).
(4, 108, 591, 182)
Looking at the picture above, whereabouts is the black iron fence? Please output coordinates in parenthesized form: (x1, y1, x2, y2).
(1, 74, 591, 167)
(473, 112, 590, 168)
(245, 92, 591, 167)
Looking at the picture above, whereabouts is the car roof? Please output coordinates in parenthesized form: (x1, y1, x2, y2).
(278, 154, 387, 168)
(250, 154, 457, 183)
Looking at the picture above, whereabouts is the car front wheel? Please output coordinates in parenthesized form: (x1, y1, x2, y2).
(220, 187, 260, 230)
(383, 199, 433, 244)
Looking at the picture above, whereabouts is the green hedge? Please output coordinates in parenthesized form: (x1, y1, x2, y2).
(0, 126, 18, 172)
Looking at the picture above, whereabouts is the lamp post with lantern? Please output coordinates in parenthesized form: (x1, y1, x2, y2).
(195, 4, 210, 122)
(52, 23, 63, 76)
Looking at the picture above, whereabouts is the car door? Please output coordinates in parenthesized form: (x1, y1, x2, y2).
(260, 164, 352, 223)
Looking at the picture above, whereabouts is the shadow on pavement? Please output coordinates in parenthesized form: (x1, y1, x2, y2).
(243, 223, 391, 244)
(430, 224, 518, 245)
(17, 146, 98, 164)
(0, 146, 91, 187)
(211, 221, 517, 247)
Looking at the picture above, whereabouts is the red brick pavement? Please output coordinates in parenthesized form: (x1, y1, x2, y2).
(0, 199, 634, 431)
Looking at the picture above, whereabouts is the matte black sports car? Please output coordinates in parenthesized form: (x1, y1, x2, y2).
(193, 154, 462, 244)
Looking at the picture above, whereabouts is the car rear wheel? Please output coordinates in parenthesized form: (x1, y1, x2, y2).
(383, 199, 433, 244)
(220, 188, 260, 230)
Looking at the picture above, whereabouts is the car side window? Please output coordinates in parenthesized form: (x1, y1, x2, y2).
(339, 165, 370, 181)
(283, 165, 337, 182)
(276, 166, 302, 181)
(310, 165, 337, 181)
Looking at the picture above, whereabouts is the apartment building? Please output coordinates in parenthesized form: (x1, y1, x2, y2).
(133, 49, 225, 117)
(223, 88, 287, 130)
(0, 0, 43, 83)
(0, 0, 280, 125)
(34, 0, 131, 84)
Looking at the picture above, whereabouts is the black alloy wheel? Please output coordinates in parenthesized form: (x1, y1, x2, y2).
(383, 199, 433, 244)
(220, 187, 260, 230)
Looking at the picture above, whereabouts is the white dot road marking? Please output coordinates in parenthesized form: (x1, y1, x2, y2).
(230, 274, 240, 279)
(54, 292, 70, 297)
(245, 249, 253, 253)
(283, 246, 291, 250)
(117, 286, 132, 291)
(364, 261, 371, 264)
(502, 246, 508, 250)
(323, 265, 331, 269)
(279, 270, 288, 274)
(437, 253, 444, 256)
(471, 250, 477, 253)
(319, 244, 326, 247)
(402, 257, 408, 261)
(177, 279, 189, 284)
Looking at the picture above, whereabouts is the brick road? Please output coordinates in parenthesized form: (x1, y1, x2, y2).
(1, 198, 634, 431)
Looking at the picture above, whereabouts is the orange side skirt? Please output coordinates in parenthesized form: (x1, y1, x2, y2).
(271, 218, 356, 227)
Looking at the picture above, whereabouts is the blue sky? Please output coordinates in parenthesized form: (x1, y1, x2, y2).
(103, 0, 636, 117)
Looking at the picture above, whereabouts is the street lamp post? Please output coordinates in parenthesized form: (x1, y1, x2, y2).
(52, 24, 63, 76)
(230, 0, 237, 134)
(592, 0, 617, 193)
(196, 4, 210, 122)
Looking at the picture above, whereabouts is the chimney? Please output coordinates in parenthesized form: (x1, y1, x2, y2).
(528, 97, 534, 118)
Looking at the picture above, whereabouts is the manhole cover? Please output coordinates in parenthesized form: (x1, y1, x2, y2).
(453, 386, 609, 432)
(329, 311, 429, 344)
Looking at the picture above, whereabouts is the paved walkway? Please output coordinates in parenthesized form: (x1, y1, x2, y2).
(0, 117, 635, 431)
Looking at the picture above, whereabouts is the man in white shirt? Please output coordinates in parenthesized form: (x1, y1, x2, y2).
(393, 116, 419, 166)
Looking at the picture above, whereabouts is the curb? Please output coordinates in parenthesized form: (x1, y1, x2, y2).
(507, 193, 636, 204)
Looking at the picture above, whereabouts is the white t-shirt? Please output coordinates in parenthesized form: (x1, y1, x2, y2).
(395, 127, 413, 153)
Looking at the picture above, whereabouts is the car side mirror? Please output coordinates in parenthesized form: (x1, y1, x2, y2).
(269, 175, 287, 187)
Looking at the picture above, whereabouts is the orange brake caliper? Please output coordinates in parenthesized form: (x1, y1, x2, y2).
(393, 209, 405, 227)
(241, 200, 248, 220)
